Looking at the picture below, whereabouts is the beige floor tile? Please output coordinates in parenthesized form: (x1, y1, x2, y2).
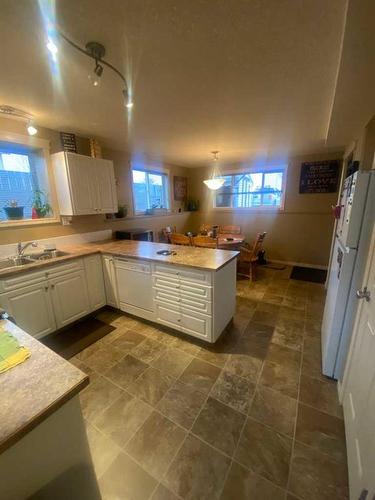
(192, 397, 246, 456)
(94, 392, 153, 447)
(157, 380, 206, 429)
(127, 366, 175, 406)
(295, 403, 346, 462)
(220, 461, 286, 500)
(164, 434, 231, 500)
(151, 347, 194, 377)
(178, 358, 221, 395)
(151, 483, 180, 500)
(289, 441, 349, 500)
(259, 360, 300, 399)
(299, 375, 343, 418)
(131, 337, 167, 363)
(249, 385, 297, 436)
(110, 329, 146, 352)
(225, 352, 263, 381)
(99, 451, 157, 499)
(125, 411, 186, 478)
(84, 345, 125, 373)
(104, 354, 148, 389)
(80, 375, 123, 422)
(235, 418, 292, 488)
(211, 369, 255, 414)
(85, 424, 121, 478)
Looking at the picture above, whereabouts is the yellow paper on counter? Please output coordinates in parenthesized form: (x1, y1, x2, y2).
(0, 326, 31, 373)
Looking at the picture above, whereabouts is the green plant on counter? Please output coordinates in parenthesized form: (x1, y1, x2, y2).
(32, 190, 52, 218)
(116, 205, 128, 218)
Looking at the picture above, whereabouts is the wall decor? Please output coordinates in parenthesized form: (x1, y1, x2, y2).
(173, 176, 187, 201)
(299, 160, 340, 194)
(60, 132, 77, 153)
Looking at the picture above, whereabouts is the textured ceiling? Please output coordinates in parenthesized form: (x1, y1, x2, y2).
(0, 0, 367, 167)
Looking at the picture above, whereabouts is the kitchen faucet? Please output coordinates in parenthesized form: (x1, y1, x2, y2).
(17, 241, 38, 256)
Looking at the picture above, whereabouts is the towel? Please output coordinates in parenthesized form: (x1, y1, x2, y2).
(0, 325, 30, 373)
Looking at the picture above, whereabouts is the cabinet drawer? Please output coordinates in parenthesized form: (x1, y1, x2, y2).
(180, 309, 211, 340)
(180, 282, 212, 301)
(181, 296, 212, 315)
(46, 259, 83, 278)
(155, 303, 181, 330)
(0, 269, 47, 293)
(153, 276, 180, 292)
(153, 263, 212, 285)
(154, 288, 180, 305)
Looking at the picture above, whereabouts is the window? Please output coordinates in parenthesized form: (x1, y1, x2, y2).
(214, 167, 286, 209)
(0, 142, 54, 222)
(132, 169, 170, 214)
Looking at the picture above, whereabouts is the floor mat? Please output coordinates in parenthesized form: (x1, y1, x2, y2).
(290, 266, 327, 284)
(42, 317, 115, 359)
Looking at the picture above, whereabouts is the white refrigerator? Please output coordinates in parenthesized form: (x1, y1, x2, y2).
(321, 170, 374, 379)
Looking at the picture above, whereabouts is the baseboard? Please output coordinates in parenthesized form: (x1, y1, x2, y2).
(269, 259, 328, 270)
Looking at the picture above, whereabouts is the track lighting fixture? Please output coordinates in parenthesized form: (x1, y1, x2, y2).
(27, 122, 38, 136)
(203, 151, 225, 190)
(57, 33, 133, 108)
(0, 106, 38, 136)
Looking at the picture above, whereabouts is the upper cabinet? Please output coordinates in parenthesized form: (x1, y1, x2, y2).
(51, 152, 118, 215)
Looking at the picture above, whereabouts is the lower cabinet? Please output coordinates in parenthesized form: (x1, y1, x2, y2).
(49, 270, 91, 329)
(84, 255, 106, 310)
(155, 302, 211, 340)
(0, 282, 56, 339)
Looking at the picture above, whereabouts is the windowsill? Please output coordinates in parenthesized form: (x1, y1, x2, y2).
(0, 217, 61, 229)
(212, 206, 285, 213)
(104, 211, 189, 222)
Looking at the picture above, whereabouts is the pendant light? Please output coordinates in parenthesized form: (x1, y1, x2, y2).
(203, 151, 225, 190)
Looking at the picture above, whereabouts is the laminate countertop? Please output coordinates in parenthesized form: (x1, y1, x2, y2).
(0, 240, 239, 278)
(0, 319, 88, 454)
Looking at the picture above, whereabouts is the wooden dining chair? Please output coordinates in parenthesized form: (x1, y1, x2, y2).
(170, 233, 192, 246)
(192, 235, 218, 249)
(162, 225, 176, 243)
(238, 232, 267, 282)
(199, 224, 212, 235)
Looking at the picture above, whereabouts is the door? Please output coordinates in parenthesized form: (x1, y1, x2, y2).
(84, 255, 106, 311)
(0, 283, 56, 338)
(94, 159, 118, 213)
(180, 308, 211, 340)
(66, 153, 97, 215)
(342, 223, 375, 499)
(50, 270, 90, 329)
(102, 256, 119, 308)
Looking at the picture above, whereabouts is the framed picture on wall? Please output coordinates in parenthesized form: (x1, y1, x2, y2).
(299, 160, 341, 194)
(173, 176, 187, 201)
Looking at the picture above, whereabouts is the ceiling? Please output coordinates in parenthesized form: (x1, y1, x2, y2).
(0, 0, 372, 167)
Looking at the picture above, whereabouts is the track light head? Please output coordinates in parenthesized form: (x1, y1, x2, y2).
(123, 88, 134, 109)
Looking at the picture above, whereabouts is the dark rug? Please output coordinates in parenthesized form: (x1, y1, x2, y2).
(42, 317, 115, 359)
(290, 266, 327, 284)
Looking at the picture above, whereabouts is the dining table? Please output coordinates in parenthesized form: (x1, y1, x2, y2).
(217, 236, 245, 250)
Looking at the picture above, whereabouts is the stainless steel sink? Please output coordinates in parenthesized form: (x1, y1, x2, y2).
(29, 250, 70, 260)
(0, 256, 36, 270)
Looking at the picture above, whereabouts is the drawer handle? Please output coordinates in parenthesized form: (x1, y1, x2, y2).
(44, 286, 49, 291)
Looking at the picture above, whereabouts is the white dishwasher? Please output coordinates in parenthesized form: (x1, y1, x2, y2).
(114, 258, 154, 312)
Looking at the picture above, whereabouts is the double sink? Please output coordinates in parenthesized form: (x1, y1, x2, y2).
(0, 251, 70, 271)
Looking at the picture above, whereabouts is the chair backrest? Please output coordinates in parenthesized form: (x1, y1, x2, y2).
(192, 235, 218, 249)
(162, 225, 176, 243)
(199, 224, 212, 235)
(219, 225, 242, 235)
(239, 232, 267, 262)
(170, 233, 192, 246)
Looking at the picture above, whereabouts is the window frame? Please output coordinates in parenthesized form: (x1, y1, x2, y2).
(0, 131, 59, 227)
(131, 165, 171, 215)
(213, 164, 288, 212)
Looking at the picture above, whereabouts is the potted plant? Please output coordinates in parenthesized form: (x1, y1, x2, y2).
(186, 198, 200, 211)
(31, 190, 52, 219)
(3, 200, 24, 220)
(115, 204, 128, 219)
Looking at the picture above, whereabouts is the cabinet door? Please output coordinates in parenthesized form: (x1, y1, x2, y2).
(102, 256, 119, 308)
(0, 283, 56, 338)
(50, 270, 90, 329)
(66, 153, 97, 215)
(155, 302, 181, 330)
(180, 309, 211, 341)
(94, 159, 118, 213)
(84, 255, 106, 311)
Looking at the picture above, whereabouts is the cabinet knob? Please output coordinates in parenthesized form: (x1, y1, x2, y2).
(44, 286, 48, 291)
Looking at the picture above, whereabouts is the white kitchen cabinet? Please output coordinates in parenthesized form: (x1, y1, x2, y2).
(0, 283, 56, 339)
(49, 270, 90, 329)
(102, 255, 119, 308)
(51, 152, 118, 216)
(84, 255, 106, 311)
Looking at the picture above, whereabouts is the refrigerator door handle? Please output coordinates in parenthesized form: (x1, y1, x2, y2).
(356, 286, 371, 302)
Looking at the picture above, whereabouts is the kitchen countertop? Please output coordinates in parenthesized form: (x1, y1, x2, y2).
(0, 319, 88, 454)
(0, 240, 239, 278)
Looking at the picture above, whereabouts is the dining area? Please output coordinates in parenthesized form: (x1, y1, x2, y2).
(162, 225, 267, 282)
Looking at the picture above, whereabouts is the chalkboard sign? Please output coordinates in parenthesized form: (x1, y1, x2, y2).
(60, 132, 77, 153)
(299, 160, 340, 194)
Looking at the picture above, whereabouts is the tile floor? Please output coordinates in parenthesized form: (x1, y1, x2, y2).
(69, 266, 348, 500)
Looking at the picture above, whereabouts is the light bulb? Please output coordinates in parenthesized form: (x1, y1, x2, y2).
(27, 123, 38, 136)
(46, 38, 58, 56)
(126, 100, 134, 109)
(123, 88, 134, 109)
(88, 74, 101, 87)
(203, 178, 225, 190)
